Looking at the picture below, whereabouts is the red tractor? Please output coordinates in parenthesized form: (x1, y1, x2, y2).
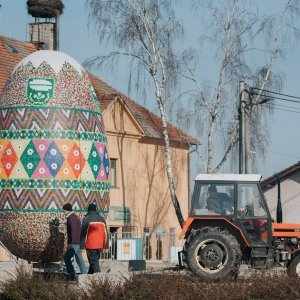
(179, 174, 300, 280)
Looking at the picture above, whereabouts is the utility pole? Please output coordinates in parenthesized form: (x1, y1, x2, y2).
(239, 81, 251, 174)
(239, 81, 245, 174)
(244, 84, 251, 174)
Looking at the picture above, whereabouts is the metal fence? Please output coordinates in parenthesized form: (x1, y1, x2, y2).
(0, 232, 184, 263)
(101, 232, 184, 262)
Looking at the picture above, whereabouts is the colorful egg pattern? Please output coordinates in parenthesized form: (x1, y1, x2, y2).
(0, 50, 110, 262)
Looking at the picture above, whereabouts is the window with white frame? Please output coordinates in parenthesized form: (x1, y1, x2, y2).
(169, 227, 176, 247)
(110, 158, 117, 187)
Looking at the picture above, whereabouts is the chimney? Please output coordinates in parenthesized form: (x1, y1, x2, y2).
(27, 0, 64, 50)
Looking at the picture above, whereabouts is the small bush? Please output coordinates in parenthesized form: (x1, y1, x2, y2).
(0, 264, 77, 300)
(77, 276, 122, 300)
(0, 266, 299, 300)
(80, 272, 300, 300)
(246, 274, 300, 299)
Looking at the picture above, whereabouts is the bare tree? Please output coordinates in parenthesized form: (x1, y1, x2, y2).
(85, 0, 185, 227)
(179, 0, 299, 174)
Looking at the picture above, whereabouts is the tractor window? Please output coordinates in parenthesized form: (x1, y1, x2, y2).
(237, 184, 267, 218)
(190, 183, 234, 216)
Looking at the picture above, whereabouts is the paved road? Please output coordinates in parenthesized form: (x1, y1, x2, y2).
(0, 259, 178, 285)
(0, 259, 285, 286)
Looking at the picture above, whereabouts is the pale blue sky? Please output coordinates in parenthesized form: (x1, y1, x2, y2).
(0, 0, 299, 179)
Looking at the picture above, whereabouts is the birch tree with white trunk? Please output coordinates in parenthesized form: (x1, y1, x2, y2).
(179, 0, 300, 174)
(86, 0, 185, 227)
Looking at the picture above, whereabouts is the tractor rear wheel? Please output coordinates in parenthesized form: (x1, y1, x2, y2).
(287, 254, 300, 277)
(183, 227, 241, 281)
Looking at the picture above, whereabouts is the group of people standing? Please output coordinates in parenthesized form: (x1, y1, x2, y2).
(62, 202, 108, 281)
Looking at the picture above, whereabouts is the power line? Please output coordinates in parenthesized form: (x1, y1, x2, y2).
(251, 91, 300, 104)
(261, 103, 300, 114)
(268, 149, 300, 159)
(251, 87, 300, 101)
(268, 105, 300, 114)
(269, 103, 300, 111)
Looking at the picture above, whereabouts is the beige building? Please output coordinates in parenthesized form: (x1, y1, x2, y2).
(0, 36, 198, 261)
(261, 161, 300, 223)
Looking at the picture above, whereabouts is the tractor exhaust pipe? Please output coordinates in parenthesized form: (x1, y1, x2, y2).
(275, 173, 282, 223)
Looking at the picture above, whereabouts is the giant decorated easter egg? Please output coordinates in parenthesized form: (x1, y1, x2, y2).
(0, 50, 110, 262)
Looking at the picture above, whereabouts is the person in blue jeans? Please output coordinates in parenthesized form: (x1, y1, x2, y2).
(63, 203, 87, 281)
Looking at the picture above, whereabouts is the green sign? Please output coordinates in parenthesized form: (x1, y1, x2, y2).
(108, 206, 130, 222)
(26, 78, 55, 105)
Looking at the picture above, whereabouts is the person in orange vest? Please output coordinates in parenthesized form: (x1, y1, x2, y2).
(80, 203, 108, 273)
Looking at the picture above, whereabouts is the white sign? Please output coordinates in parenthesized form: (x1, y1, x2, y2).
(117, 239, 137, 260)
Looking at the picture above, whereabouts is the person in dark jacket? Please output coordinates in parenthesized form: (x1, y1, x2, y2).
(80, 203, 109, 274)
(63, 203, 87, 281)
(206, 185, 234, 215)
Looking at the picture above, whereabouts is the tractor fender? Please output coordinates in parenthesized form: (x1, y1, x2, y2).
(180, 217, 249, 248)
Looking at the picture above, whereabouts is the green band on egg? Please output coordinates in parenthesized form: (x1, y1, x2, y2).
(0, 179, 111, 191)
(0, 208, 109, 213)
(0, 130, 108, 143)
(0, 105, 103, 117)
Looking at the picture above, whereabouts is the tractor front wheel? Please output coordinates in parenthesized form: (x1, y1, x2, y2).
(183, 227, 241, 281)
(288, 254, 300, 277)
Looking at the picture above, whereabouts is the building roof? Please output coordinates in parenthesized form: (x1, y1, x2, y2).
(0, 36, 199, 146)
(0, 36, 37, 90)
(195, 174, 262, 182)
(261, 161, 300, 189)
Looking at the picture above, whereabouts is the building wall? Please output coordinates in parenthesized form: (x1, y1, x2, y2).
(263, 171, 300, 223)
(104, 99, 189, 238)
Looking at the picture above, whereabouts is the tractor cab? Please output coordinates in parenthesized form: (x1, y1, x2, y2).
(189, 174, 272, 246)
